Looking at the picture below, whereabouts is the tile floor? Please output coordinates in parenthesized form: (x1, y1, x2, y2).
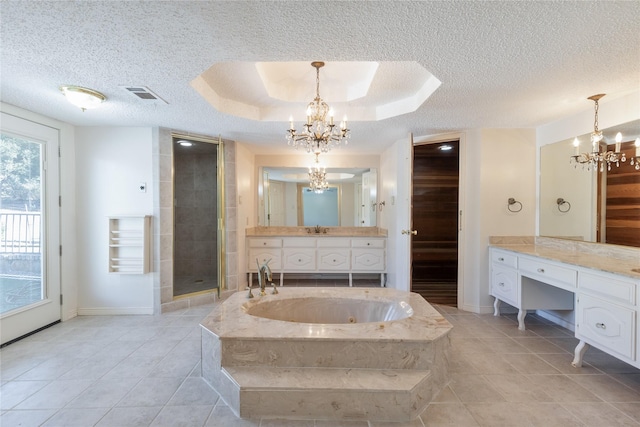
(2, 294, 640, 426)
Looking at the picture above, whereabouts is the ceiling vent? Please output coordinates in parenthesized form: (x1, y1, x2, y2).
(121, 86, 168, 104)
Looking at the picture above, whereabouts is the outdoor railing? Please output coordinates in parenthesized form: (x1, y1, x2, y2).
(0, 213, 41, 254)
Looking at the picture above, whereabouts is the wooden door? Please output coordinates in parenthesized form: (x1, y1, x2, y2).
(411, 141, 460, 306)
(603, 140, 640, 247)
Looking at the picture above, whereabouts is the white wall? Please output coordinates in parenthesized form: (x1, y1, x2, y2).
(475, 129, 537, 312)
(75, 127, 155, 314)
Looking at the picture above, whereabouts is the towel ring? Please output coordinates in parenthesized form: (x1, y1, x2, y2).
(507, 197, 523, 213)
(556, 198, 571, 213)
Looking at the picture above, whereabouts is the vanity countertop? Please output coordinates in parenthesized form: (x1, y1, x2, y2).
(246, 226, 388, 237)
(489, 236, 640, 280)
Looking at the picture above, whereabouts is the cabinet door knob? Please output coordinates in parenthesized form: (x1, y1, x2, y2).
(498, 257, 504, 261)
(596, 322, 607, 330)
(498, 282, 505, 287)
(537, 268, 545, 273)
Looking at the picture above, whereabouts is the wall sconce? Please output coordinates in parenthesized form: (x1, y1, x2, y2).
(556, 198, 571, 213)
(59, 85, 106, 111)
(507, 198, 522, 212)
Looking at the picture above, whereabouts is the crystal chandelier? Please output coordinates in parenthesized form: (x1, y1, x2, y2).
(308, 153, 329, 193)
(570, 94, 627, 172)
(286, 61, 350, 153)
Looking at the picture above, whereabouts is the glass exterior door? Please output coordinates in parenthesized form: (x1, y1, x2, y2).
(1, 112, 60, 345)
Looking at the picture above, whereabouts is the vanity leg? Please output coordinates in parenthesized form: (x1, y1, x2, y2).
(571, 340, 590, 368)
(380, 273, 384, 287)
(279, 272, 283, 287)
(517, 309, 526, 331)
(349, 273, 353, 287)
(493, 297, 501, 316)
(248, 273, 253, 288)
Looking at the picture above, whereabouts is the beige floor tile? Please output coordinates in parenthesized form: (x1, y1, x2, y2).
(447, 374, 506, 403)
(500, 353, 562, 374)
(536, 353, 600, 375)
(511, 337, 568, 353)
(483, 374, 554, 402)
(612, 402, 640, 424)
(511, 402, 583, 427)
(562, 402, 639, 426)
(432, 385, 460, 403)
(420, 402, 480, 426)
(524, 375, 602, 402)
(569, 374, 640, 402)
(464, 402, 532, 426)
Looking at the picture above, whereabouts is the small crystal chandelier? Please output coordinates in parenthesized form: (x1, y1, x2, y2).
(308, 153, 329, 193)
(570, 94, 626, 172)
(286, 61, 350, 153)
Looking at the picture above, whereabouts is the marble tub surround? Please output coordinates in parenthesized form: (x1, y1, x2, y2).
(245, 226, 387, 236)
(200, 287, 452, 422)
(489, 236, 640, 279)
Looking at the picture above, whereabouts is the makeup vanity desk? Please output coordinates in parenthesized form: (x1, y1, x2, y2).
(489, 237, 640, 369)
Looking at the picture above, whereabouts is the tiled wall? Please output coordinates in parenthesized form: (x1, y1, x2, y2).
(173, 150, 217, 280)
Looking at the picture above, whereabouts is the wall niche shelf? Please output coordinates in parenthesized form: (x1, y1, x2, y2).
(108, 215, 151, 274)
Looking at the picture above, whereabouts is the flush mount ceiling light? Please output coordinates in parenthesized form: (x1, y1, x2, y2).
(570, 94, 629, 172)
(286, 61, 350, 153)
(59, 85, 106, 111)
(176, 140, 193, 147)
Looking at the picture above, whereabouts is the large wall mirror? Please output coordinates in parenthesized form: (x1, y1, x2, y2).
(257, 167, 378, 227)
(539, 119, 640, 246)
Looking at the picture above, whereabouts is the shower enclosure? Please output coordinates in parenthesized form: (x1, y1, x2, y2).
(172, 137, 223, 297)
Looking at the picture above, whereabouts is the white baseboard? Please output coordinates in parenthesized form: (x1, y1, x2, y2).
(535, 309, 575, 332)
(62, 310, 78, 321)
(77, 307, 153, 315)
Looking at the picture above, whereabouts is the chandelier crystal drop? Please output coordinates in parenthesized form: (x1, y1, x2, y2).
(308, 153, 329, 193)
(570, 94, 626, 172)
(286, 61, 350, 153)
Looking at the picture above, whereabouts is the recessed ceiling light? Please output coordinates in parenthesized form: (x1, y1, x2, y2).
(438, 145, 453, 151)
(177, 140, 193, 147)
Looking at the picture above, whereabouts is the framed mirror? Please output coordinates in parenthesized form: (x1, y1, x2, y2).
(539, 119, 640, 246)
(258, 167, 377, 227)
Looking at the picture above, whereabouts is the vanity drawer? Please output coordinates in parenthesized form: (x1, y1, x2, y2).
(248, 238, 282, 248)
(576, 293, 636, 360)
(491, 249, 518, 269)
(317, 238, 351, 248)
(579, 270, 636, 306)
(519, 257, 577, 289)
(318, 249, 350, 270)
(352, 249, 385, 271)
(351, 239, 385, 249)
(491, 266, 518, 307)
(283, 248, 316, 270)
(248, 248, 282, 270)
(283, 238, 316, 248)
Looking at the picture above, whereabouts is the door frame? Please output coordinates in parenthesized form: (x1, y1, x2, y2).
(412, 132, 466, 308)
(0, 112, 61, 345)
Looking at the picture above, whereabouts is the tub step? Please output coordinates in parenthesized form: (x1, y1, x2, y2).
(221, 366, 434, 421)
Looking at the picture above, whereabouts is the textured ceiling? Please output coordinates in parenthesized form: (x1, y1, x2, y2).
(1, 1, 639, 155)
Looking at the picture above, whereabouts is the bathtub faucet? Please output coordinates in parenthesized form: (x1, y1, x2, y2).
(256, 259, 275, 297)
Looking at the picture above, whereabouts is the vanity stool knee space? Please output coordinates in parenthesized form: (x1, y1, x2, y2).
(489, 237, 640, 369)
(246, 227, 387, 287)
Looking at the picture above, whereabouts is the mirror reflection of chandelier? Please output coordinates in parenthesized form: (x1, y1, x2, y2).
(570, 94, 627, 172)
(286, 61, 350, 153)
(308, 153, 329, 193)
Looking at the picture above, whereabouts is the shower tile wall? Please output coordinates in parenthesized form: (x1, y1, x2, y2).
(174, 151, 217, 295)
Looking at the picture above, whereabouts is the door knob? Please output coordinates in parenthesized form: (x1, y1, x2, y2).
(401, 229, 417, 235)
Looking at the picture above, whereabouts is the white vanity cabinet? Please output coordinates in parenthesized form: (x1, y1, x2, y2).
(282, 238, 316, 271)
(489, 244, 640, 370)
(246, 235, 386, 287)
(490, 249, 518, 307)
(247, 238, 282, 271)
(575, 270, 637, 365)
